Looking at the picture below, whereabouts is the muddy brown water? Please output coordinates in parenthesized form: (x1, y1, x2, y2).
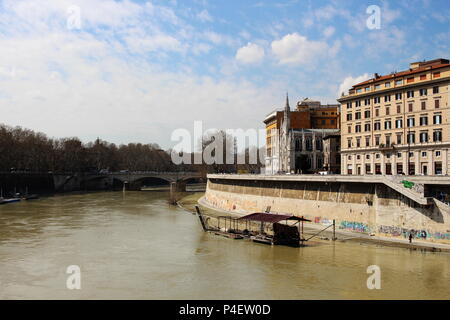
(0, 191, 449, 299)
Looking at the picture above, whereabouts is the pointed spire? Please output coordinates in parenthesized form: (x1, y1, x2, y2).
(285, 92, 290, 110)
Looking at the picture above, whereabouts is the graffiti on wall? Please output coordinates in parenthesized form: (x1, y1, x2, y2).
(313, 216, 332, 225)
(340, 221, 370, 233)
(378, 225, 450, 241)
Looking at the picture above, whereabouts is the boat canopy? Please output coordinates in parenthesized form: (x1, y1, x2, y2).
(238, 212, 311, 223)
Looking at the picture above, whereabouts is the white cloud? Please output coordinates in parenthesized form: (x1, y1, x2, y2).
(271, 33, 328, 65)
(323, 26, 335, 38)
(196, 9, 213, 22)
(235, 43, 265, 64)
(0, 0, 281, 149)
(202, 31, 238, 47)
(337, 74, 371, 97)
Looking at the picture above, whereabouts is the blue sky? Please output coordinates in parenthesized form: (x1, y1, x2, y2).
(0, 0, 449, 148)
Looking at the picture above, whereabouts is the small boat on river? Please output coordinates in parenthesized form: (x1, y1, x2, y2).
(195, 205, 311, 247)
(0, 198, 21, 205)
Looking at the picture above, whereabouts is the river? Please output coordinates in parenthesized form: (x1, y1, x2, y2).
(0, 191, 449, 299)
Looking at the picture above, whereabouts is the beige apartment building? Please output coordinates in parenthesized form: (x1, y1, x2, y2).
(338, 58, 450, 176)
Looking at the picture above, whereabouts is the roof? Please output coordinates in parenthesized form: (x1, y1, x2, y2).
(238, 212, 311, 223)
(352, 61, 450, 88)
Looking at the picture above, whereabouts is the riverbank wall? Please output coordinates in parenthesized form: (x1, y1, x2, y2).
(203, 174, 450, 245)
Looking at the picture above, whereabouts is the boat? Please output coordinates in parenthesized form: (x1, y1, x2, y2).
(194, 205, 311, 247)
(0, 198, 21, 205)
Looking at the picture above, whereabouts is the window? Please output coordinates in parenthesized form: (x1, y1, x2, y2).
(420, 88, 427, 96)
(433, 72, 441, 78)
(331, 119, 335, 124)
(386, 135, 391, 146)
(348, 126, 352, 133)
(420, 116, 428, 126)
(420, 74, 427, 80)
(374, 97, 381, 104)
(364, 123, 371, 132)
(355, 124, 362, 133)
(386, 107, 390, 115)
(397, 105, 401, 113)
(365, 87, 370, 92)
(375, 84, 381, 90)
(385, 82, 391, 88)
(395, 79, 403, 85)
(436, 151, 441, 157)
(356, 88, 362, 93)
(355, 112, 361, 120)
(321, 119, 326, 124)
(407, 117, 415, 127)
(407, 90, 414, 98)
(433, 86, 439, 94)
(395, 93, 402, 100)
(364, 110, 370, 118)
(396, 134, 402, 144)
(384, 95, 391, 102)
(420, 132, 428, 143)
(435, 100, 440, 108)
(407, 132, 415, 144)
(347, 102, 352, 109)
(375, 109, 380, 117)
(407, 77, 414, 83)
(435, 162, 443, 175)
(396, 119, 403, 128)
(364, 99, 370, 106)
(384, 120, 392, 130)
(397, 152, 402, 158)
(408, 103, 413, 112)
(421, 101, 426, 110)
(433, 131, 442, 142)
(355, 100, 361, 107)
(347, 139, 352, 148)
(421, 151, 427, 157)
(365, 137, 370, 147)
(433, 114, 442, 125)
(375, 136, 380, 146)
(356, 138, 361, 147)
(374, 122, 381, 131)
(347, 113, 352, 121)
(376, 153, 380, 159)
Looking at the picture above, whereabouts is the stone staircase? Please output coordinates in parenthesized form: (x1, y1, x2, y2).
(382, 176, 430, 205)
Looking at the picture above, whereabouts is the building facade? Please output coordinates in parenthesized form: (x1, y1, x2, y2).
(338, 58, 450, 175)
(264, 96, 340, 174)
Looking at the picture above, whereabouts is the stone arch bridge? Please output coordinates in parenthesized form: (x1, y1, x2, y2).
(54, 171, 205, 192)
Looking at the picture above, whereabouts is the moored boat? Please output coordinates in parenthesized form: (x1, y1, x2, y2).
(0, 198, 21, 205)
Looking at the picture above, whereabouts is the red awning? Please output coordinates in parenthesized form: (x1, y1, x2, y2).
(238, 212, 311, 223)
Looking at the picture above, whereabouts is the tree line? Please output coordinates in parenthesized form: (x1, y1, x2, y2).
(0, 124, 263, 174)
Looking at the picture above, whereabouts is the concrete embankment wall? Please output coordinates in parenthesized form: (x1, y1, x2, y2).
(203, 177, 450, 244)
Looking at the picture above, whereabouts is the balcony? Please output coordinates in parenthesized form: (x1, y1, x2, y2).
(378, 143, 396, 151)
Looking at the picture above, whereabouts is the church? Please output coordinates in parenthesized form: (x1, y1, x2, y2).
(264, 95, 341, 174)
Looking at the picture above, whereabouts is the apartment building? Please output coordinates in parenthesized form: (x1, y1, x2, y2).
(338, 58, 450, 175)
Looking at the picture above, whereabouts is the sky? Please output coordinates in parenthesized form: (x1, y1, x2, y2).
(0, 0, 449, 149)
